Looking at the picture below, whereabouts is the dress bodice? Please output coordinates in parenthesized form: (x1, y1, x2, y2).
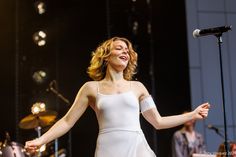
(94, 91, 156, 157)
(95, 91, 141, 133)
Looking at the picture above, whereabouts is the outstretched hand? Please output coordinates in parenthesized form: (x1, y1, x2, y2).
(25, 138, 42, 155)
(193, 102, 210, 120)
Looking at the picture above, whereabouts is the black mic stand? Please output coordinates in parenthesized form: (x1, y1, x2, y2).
(215, 33, 230, 157)
(208, 125, 225, 139)
(215, 128, 225, 139)
(49, 87, 70, 106)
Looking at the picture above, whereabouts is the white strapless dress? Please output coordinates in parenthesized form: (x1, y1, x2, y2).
(94, 91, 156, 157)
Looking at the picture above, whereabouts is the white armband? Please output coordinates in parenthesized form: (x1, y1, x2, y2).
(140, 95, 156, 113)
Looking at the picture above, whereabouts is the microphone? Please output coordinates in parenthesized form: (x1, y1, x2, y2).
(207, 124, 219, 133)
(46, 80, 57, 92)
(46, 80, 70, 105)
(207, 124, 225, 138)
(193, 25, 232, 38)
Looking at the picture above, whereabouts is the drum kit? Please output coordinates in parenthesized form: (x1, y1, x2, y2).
(1, 81, 69, 157)
(0, 108, 58, 157)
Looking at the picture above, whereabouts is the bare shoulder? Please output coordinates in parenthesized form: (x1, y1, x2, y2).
(83, 81, 97, 89)
(131, 81, 147, 90)
(79, 81, 97, 96)
(131, 81, 150, 101)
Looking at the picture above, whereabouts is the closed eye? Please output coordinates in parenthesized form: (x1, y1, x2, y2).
(114, 45, 129, 53)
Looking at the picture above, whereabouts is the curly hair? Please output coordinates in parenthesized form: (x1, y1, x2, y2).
(216, 141, 236, 157)
(87, 37, 138, 81)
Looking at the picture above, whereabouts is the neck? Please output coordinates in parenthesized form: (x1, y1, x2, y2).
(185, 126, 194, 133)
(104, 66, 125, 82)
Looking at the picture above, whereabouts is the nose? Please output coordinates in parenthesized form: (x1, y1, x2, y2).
(122, 48, 129, 54)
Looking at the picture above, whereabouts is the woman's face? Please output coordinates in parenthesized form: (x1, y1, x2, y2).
(231, 144, 236, 157)
(106, 40, 130, 71)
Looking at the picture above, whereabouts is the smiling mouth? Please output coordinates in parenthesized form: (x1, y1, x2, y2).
(119, 56, 128, 61)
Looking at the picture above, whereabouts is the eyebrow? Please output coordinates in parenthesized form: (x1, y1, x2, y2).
(114, 44, 128, 49)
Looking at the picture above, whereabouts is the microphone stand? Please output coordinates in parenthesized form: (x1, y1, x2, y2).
(48, 82, 72, 157)
(215, 129, 225, 139)
(35, 126, 42, 157)
(215, 33, 229, 157)
(49, 87, 70, 106)
(209, 125, 225, 139)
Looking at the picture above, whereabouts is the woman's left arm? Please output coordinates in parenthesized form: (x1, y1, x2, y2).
(135, 81, 210, 130)
(142, 103, 210, 130)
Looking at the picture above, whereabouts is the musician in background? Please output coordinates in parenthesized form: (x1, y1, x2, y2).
(172, 111, 206, 157)
(216, 141, 236, 157)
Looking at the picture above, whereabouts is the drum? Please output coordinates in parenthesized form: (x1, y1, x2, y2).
(1, 142, 26, 157)
(0, 141, 3, 157)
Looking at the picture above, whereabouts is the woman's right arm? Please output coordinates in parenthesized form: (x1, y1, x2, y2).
(25, 82, 93, 152)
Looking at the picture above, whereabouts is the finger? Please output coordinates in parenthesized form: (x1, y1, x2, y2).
(200, 112, 208, 116)
(26, 141, 37, 147)
(200, 112, 208, 118)
(25, 147, 38, 154)
(201, 103, 210, 109)
(201, 115, 206, 118)
(199, 110, 208, 114)
(200, 109, 209, 113)
(199, 114, 206, 119)
(200, 112, 208, 115)
(25, 144, 38, 150)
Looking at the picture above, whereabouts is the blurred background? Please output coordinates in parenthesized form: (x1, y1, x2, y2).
(0, 0, 235, 157)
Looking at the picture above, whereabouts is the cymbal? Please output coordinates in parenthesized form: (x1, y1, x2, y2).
(19, 111, 57, 129)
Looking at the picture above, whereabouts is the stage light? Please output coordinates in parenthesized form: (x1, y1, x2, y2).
(33, 30, 47, 46)
(32, 105, 40, 114)
(32, 70, 47, 84)
(34, 1, 46, 15)
(132, 21, 138, 35)
(31, 102, 46, 115)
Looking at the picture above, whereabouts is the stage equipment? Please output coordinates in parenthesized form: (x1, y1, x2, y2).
(19, 108, 57, 157)
(33, 30, 47, 46)
(0, 132, 27, 157)
(193, 25, 233, 157)
(47, 80, 70, 105)
(193, 25, 232, 38)
(32, 70, 48, 84)
(0, 142, 26, 157)
(31, 102, 46, 114)
(19, 110, 57, 130)
(34, 1, 46, 15)
(46, 80, 71, 157)
(207, 124, 224, 138)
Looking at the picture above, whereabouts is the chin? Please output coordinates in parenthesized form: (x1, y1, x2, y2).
(116, 65, 127, 72)
(120, 64, 128, 69)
